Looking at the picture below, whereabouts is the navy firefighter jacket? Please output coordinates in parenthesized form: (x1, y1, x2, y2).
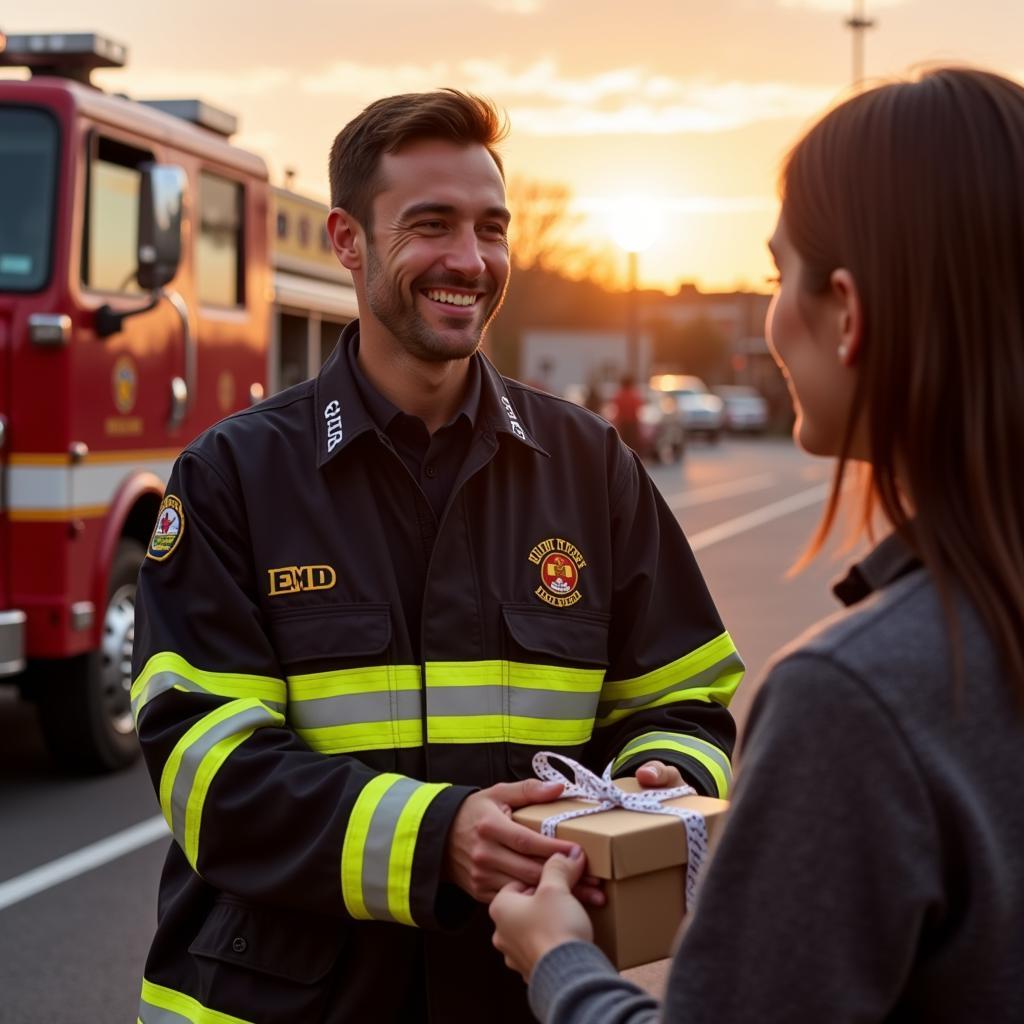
(131, 322, 744, 1024)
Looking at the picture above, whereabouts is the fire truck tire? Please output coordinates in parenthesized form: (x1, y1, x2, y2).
(36, 538, 145, 774)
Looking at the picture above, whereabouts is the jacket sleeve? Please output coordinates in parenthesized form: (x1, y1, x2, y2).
(585, 446, 742, 797)
(132, 448, 472, 927)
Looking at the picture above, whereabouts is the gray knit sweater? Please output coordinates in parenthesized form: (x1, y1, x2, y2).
(530, 533, 1024, 1023)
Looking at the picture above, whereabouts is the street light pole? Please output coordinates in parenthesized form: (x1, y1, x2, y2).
(845, 0, 875, 89)
(626, 249, 639, 379)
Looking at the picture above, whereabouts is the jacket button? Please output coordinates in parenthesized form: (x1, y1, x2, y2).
(424, 463, 438, 479)
(232, 936, 248, 954)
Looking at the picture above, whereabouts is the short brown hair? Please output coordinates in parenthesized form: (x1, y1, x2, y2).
(782, 67, 1024, 700)
(328, 89, 508, 229)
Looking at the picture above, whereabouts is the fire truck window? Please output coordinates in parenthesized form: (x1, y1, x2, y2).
(82, 137, 152, 294)
(279, 312, 309, 391)
(0, 108, 59, 293)
(198, 172, 244, 307)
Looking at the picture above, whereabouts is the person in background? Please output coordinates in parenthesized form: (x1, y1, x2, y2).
(611, 373, 643, 452)
(490, 66, 1024, 1024)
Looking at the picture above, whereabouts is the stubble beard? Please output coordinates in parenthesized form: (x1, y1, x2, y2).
(364, 244, 507, 363)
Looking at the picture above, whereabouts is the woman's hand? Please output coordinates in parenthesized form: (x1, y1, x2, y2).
(489, 847, 595, 981)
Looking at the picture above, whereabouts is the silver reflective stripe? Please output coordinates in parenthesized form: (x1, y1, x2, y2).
(616, 731, 733, 782)
(168, 703, 278, 849)
(598, 653, 744, 718)
(288, 689, 422, 729)
(137, 999, 192, 1024)
(427, 685, 599, 720)
(360, 776, 422, 922)
(132, 670, 286, 723)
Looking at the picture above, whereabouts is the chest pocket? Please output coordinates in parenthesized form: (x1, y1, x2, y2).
(270, 604, 418, 768)
(500, 604, 609, 778)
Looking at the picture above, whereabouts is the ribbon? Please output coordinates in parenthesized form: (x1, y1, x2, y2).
(532, 751, 709, 909)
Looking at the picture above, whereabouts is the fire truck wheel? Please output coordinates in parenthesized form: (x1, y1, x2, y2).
(36, 538, 145, 774)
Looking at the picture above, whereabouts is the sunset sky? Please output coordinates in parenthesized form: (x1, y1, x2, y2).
(6, 1, 1024, 291)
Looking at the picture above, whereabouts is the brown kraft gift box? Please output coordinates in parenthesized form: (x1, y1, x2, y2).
(512, 778, 729, 970)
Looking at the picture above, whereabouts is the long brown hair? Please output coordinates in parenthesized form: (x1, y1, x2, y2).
(782, 67, 1024, 700)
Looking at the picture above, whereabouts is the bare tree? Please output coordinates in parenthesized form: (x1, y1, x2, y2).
(506, 177, 591, 274)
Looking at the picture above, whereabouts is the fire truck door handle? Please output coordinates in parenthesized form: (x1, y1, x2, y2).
(164, 289, 195, 430)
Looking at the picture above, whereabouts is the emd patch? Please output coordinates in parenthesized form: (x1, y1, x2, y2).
(148, 495, 185, 562)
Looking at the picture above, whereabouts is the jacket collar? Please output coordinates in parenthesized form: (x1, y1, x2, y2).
(315, 320, 547, 468)
(832, 528, 922, 607)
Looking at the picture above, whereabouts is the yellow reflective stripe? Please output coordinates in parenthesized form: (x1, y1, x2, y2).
(287, 664, 421, 699)
(158, 698, 285, 868)
(612, 733, 733, 798)
(597, 634, 743, 728)
(297, 719, 424, 754)
(387, 782, 450, 926)
(602, 632, 740, 701)
(184, 729, 257, 866)
(132, 651, 286, 723)
(139, 977, 254, 1024)
(426, 714, 594, 744)
(341, 773, 402, 920)
(428, 660, 604, 692)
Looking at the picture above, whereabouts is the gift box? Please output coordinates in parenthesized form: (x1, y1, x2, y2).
(512, 777, 729, 969)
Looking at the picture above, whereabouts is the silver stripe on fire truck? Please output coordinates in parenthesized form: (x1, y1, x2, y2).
(6, 460, 175, 512)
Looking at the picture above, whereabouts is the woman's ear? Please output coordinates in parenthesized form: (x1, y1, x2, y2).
(829, 268, 863, 367)
(327, 208, 364, 272)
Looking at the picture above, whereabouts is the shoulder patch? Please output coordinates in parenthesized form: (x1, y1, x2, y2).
(147, 495, 185, 562)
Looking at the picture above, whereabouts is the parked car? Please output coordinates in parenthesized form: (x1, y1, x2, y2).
(713, 385, 769, 433)
(650, 374, 726, 442)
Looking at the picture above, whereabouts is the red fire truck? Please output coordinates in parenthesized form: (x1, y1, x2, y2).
(0, 31, 357, 771)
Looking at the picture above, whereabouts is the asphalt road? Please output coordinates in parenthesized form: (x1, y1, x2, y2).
(0, 436, 852, 1022)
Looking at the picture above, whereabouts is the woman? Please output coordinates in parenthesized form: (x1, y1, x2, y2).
(489, 67, 1024, 1023)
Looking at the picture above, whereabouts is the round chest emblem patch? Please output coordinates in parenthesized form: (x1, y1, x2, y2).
(528, 537, 587, 608)
(112, 355, 138, 414)
(540, 553, 578, 596)
(148, 495, 185, 562)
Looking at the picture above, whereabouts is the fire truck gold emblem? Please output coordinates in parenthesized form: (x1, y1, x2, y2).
(112, 355, 138, 414)
(528, 537, 587, 608)
(267, 565, 337, 597)
(148, 495, 185, 562)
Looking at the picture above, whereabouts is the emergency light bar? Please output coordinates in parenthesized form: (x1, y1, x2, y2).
(0, 31, 127, 84)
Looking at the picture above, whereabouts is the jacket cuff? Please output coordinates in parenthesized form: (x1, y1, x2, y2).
(410, 783, 477, 929)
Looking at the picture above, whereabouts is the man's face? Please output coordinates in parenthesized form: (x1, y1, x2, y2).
(362, 139, 511, 362)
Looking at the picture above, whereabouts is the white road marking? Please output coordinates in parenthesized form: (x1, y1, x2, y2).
(664, 472, 776, 510)
(688, 483, 829, 552)
(0, 481, 829, 912)
(0, 815, 168, 912)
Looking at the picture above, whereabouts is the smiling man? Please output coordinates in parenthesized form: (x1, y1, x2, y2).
(131, 91, 743, 1024)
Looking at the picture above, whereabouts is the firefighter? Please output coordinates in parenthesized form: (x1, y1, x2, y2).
(132, 89, 743, 1023)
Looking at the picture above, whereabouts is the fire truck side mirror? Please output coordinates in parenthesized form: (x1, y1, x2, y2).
(137, 163, 186, 292)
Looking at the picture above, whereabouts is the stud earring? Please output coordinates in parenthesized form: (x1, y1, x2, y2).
(838, 344, 849, 360)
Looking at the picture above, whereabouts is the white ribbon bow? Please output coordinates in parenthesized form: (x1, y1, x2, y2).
(532, 751, 709, 908)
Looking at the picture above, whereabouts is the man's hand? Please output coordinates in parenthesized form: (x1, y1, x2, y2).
(444, 779, 604, 905)
(634, 759, 684, 788)
(490, 848, 594, 981)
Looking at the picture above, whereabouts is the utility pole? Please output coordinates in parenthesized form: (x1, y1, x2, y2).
(845, 0, 875, 88)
